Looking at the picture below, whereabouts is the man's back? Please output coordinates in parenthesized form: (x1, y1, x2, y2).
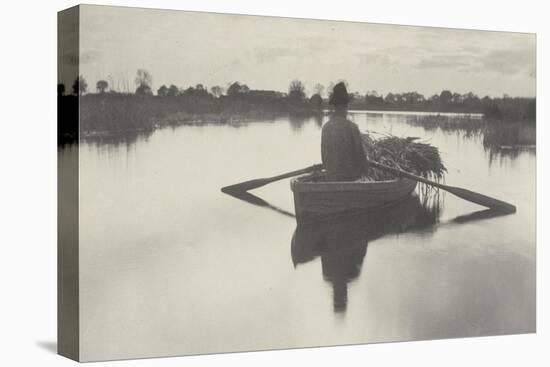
(321, 116, 367, 181)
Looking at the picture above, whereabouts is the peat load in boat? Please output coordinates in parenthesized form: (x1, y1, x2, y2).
(290, 173, 417, 221)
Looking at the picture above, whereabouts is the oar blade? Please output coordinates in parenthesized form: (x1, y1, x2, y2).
(367, 159, 517, 213)
(446, 186, 517, 213)
(221, 178, 270, 193)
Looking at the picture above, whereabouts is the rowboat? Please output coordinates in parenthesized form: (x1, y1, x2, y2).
(290, 173, 417, 222)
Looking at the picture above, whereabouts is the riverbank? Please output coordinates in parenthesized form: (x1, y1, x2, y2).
(76, 93, 319, 135)
(58, 93, 536, 146)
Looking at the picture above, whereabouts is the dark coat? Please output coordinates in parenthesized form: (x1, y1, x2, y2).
(321, 116, 367, 181)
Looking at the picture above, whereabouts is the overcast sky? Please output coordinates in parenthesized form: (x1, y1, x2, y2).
(76, 5, 536, 97)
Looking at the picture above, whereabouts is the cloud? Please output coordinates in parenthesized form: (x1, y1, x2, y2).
(254, 47, 295, 63)
(412, 46, 535, 78)
(476, 48, 535, 75)
(414, 54, 471, 69)
(356, 52, 397, 67)
(253, 40, 327, 64)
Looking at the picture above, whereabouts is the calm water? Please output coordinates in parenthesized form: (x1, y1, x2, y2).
(70, 111, 535, 361)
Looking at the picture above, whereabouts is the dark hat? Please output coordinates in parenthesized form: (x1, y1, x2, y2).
(329, 82, 349, 106)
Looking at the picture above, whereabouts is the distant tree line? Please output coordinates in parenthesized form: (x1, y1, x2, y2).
(351, 89, 535, 121)
(57, 69, 536, 136)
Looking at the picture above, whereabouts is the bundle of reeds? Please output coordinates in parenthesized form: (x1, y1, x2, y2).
(361, 133, 447, 181)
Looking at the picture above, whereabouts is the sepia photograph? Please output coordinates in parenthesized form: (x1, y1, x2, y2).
(57, 4, 536, 362)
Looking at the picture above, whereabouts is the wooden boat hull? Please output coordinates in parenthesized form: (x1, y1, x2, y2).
(290, 175, 417, 221)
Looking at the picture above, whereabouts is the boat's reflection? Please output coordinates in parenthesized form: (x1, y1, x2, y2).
(291, 195, 439, 313)
(222, 188, 514, 314)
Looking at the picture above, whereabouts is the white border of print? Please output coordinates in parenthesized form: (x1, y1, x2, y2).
(0, 1, 546, 366)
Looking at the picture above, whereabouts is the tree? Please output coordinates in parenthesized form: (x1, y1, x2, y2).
(57, 83, 65, 96)
(327, 82, 335, 99)
(313, 83, 325, 98)
(368, 90, 379, 98)
(135, 84, 152, 96)
(402, 91, 425, 104)
(227, 82, 240, 96)
(72, 75, 87, 95)
(394, 93, 404, 104)
(167, 85, 179, 97)
(310, 94, 323, 110)
(385, 92, 397, 104)
(451, 92, 463, 104)
(96, 80, 109, 93)
(135, 69, 152, 95)
(181, 84, 209, 98)
(429, 94, 440, 102)
(462, 92, 480, 110)
(227, 81, 249, 96)
(183, 86, 196, 96)
(350, 92, 363, 103)
(210, 85, 224, 98)
(157, 85, 168, 97)
(288, 79, 306, 101)
(439, 90, 453, 105)
(463, 91, 478, 101)
(135, 69, 152, 88)
(366, 91, 383, 106)
(195, 84, 209, 97)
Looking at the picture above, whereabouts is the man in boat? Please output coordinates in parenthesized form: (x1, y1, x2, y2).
(321, 82, 368, 181)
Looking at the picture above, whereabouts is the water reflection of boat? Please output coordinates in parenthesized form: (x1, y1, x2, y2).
(291, 195, 438, 313)
(290, 173, 417, 222)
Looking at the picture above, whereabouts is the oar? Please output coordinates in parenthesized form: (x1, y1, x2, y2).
(221, 164, 323, 193)
(221, 160, 516, 213)
(366, 159, 517, 213)
(223, 190, 296, 218)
